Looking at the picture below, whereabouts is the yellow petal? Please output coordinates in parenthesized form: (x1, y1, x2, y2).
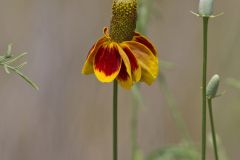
(133, 33, 158, 56)
(93, 42, 122, 82)
(117, 62, 133, 89)
(82, 36, 107, 74)
(120, 44, 141, 82)
(117, 44, 132, 80)
(124, 41, 158, 85)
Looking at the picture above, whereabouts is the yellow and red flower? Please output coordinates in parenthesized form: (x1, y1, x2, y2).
(82, 28, 158, 89)
(82, 0, 158, 89)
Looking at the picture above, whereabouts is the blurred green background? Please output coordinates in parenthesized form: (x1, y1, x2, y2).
(0, 0, 239, 160)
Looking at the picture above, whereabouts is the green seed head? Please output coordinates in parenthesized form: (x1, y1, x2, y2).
(110, 0, 137, 43)
(206, 74, 220, 99)
(198, 0, 214, 17)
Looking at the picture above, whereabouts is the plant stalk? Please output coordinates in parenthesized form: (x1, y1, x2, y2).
(158, 73, 191, 142)
(113, 80, 118, 160)
(131, 85, 141, 160)
(208, 99, 219, 160)
(201, 17, 209, 160)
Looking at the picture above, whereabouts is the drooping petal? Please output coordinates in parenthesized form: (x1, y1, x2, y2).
(120, 44, 141, 82)
(133, 32, 157, 56)
(103, 27, 110, 38)
(93, 42, 122, 82)
(140, 69, 157, 85)
(117, 61, 132, 89)
(82, 36, 107, 74)
(117, 45, 132, 80)
(124, 41, 158, 85)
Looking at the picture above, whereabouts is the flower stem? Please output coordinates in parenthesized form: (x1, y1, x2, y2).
(208, 99, 219, 160)
(201, 17, 209, 160)
(131, 98, 138, 160)
(113, 80, 118, 160)
(158, 73, 191, 142)
(131, 85, 141, 160)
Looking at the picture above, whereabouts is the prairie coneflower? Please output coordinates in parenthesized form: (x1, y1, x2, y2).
(82, 0, 158, 89)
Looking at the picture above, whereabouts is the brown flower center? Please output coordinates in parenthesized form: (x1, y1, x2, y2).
(109, 0, 137, 43)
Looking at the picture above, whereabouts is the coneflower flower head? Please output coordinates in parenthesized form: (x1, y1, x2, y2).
(82, 0, 159, 89)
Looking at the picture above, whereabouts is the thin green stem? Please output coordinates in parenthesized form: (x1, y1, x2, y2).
(158, 73, 191, 142)
(208, 99, 219, 160)
(131, 98, 138, 160)
(113, 80, 118, 160)
(131, 85, 141, 160)
(201, 17, 209, 160)
(136, 0, 154, 34)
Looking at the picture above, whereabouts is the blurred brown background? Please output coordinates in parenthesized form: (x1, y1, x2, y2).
(0, 0, 239, 160)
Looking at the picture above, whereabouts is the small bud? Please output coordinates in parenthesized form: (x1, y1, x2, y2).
(206, 74, 220, 99)
(110, 0, 137, 42)
(198, 0, 214, 17)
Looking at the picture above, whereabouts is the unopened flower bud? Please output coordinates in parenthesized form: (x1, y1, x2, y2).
(110, 0, 137, 42)
(206, 74, 220, 99)
(198, 0, 214, 17)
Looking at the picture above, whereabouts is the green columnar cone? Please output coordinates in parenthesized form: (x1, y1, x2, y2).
(110, 0, 137, 42)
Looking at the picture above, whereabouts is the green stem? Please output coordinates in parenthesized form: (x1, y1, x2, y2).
(158, 73, 191, 142)
(131, 100, 138, 160)
(136, 0, 154, 34)
(208, 99, 219, 160)
(113, 80, 118, 160)
(131, 85, 141, 160)
(201, 17, 209, 160)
